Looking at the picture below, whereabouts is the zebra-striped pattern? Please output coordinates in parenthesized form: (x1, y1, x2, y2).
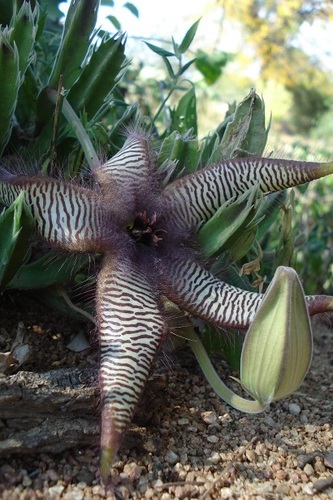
(94, 136, 151, 191)
(96, 254, 167, 481)
(161, 257, 331, 330)
(0, 176, 106, 252)
(163, 158, 333, 229)
(161, 257, 263, 328)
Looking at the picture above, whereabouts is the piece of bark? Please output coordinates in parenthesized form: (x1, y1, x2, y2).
(0, 366, 168, 457)
(0, 367, 100, 456)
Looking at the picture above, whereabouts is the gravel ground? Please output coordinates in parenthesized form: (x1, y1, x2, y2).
(0, 293, 332, 499)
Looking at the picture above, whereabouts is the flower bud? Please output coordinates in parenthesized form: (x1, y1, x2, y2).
(240, 266, 313, 405)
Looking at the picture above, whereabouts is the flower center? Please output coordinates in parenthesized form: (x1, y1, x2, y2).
(127, 211, 167, 248)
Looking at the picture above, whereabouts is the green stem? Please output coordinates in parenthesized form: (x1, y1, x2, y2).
(153, 84, 177, 125)
(47, 88, 99, 169)
(185, 327, 266, 413)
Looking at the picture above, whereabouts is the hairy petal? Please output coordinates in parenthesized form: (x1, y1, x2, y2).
(161, 257, 333, 329)
(93, 134, 156, 218)
(163, 158, 333, 230)
(0, 171, 107, 251)
(96, 254, 167, 484)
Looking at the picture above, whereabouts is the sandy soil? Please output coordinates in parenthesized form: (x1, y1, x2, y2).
(0, 292, 332, 499)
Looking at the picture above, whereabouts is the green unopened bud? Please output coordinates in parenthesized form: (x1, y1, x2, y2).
(240, 266, 313, 405)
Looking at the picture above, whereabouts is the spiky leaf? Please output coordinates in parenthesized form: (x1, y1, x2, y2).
(170, 87, 198, 136)
(220, 89, 270, 159)
(7, 251, 89, 290)
(0, 192, 32, 290)
(9, 1, 38, 76)
(158, 130, 199, 179)
(68, 33, 127, 119)
(0, 30, 20, 155)
(198, 185, 262, 258)
(48, 0, 99, 89)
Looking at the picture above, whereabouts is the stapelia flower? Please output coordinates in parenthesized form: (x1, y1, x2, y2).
(1, 131, 333, 483)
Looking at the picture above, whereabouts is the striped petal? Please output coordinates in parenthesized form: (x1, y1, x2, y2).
(96, 253, 167, 483)
(163, 158, 333, 230)
(161, 257, 262, 328)
(161, 257, 333, 329)
(0, 170, 107, 251)
(93, 134, 154, 221)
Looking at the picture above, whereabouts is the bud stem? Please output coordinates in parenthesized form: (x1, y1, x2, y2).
(185, 327, 266, 413)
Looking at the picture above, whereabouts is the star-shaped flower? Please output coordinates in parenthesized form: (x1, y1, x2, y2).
(0, 131, 332, 483)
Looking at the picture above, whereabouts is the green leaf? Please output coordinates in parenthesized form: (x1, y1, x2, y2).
(7, 250, 89, 290)
(178, 18, 200, 54)
(162, 56, 175, 79)
(33, 286, 94, 321)
(0, 192, 33, 290)
(8, 3, 37, 76)
(48, 0, 99, 89)
(9, 1, 39, 77)
(219, 89, 271, 159)
(178, 58, 197, 77)
(170, 87, 198, 136)
(256, 191, 286, 241)
(123, 2, 139, 18)
(199, 103, 236, 167)
(171, 36, 179, 58)
(67, 33, 127, 119)
(107, 14, 121, 30)
(42, 0, 64, 25)
(144, 41, 174, 58)
(158, 130, 199, 179)
(195, 50, 230, 85)
(0, 30, 20, 155)
(201, 324, 244, 371)
(228, 225, 258, 262)
(198, 185, 262, 258)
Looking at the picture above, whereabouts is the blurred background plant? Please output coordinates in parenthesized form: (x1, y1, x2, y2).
(0, 0, 332, 373)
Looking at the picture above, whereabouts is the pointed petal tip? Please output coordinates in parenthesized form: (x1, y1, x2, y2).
(100, 446, 117, 485)
(307, 294, 333, 316)
(99, 405, 125, 485)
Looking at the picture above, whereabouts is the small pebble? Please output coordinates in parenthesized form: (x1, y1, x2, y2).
(207, 435, 219, 444)
(22, 475, 32, 487)
(73, 489, 85, 500)
(302, 484, 314, 495)
(165, 450, 178, 465)
(209, 452, 221, 464)
(313, 476, 333, 492)
(46, 469, 59, 481)
(123, 462, 142, 481)
(177, 418, 189, 426)
(48, 484, 65, 496)
(324, 452, 333, 469)
(289, 403, 301, 415)
(201, 411, 217, 424)
(303, 463, 314, 476)
(264, 416, 276, 427)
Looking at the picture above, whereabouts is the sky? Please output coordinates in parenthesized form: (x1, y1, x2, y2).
(59, 0, 333, 72)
